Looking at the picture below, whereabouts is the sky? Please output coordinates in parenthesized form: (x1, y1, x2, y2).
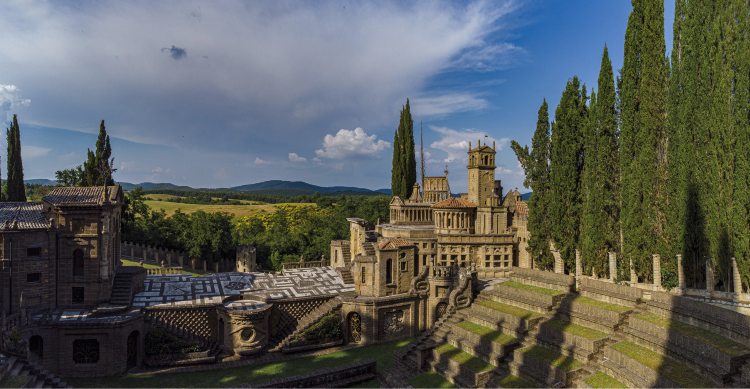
(0, 0, 675, 192)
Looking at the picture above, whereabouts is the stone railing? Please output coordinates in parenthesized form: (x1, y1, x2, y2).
(282, 260, 326, 270)
(431, 265, 455, 280)
(146, 266, 187, 276)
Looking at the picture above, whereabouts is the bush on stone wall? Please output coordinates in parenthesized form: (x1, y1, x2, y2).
(288, 312, 342, 347)
(145, 328, 204, 356)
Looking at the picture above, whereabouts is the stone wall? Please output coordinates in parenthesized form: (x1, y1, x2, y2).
(144, 305, 219, 343)
(511, 267, 575, 292)
(578, 277, 642, 307)
(254, 359, 377, 388)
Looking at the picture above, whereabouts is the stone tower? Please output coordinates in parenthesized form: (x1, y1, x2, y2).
(467, 140, 497, 206)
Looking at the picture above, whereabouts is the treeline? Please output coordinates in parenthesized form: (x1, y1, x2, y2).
(123, 187, 390, 270)
(513, 0, 750, 290)
(144, 189, 385, 205)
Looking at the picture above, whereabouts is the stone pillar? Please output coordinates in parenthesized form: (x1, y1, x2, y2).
(215, 261, 219, 273)
(575, 249, 582, 279)
(677, 254, 685, 290)
(130, 243, 134, 258)
(608, 252, 617, 282)
(706, 259, 715, 297)
(629, 257, 638, 284)
(203, 260, 208, 273)
(652, 254, 662, 289)
(733, 257, 742, 300)
(554, 254, 564, 274)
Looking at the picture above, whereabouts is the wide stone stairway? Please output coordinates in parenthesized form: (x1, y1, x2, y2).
(396, 267, 750, 388)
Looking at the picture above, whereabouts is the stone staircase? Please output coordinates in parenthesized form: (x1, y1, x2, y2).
(336, 267, 354, 285)
(110, 270, 136, 306)
(0, 355, 70, 388)
(271, 296, 344, 352)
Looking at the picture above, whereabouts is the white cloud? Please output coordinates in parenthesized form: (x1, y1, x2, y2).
(450, 43, 525, 72)
(0, 84, 31, 122)
(429, 126, 509, 163)
(22, 145, 50, 158)
(288, 152, 307, 163)
(315, 127, 390, 160)
(254, 157, 270, 165)
(411, 93, 489, 117)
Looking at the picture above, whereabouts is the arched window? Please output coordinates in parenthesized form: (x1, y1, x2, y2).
(385, 258, 393, 285)
(73, 249, 84, 277)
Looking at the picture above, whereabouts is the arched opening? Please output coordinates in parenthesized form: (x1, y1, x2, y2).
(385, 259, 393, 285)
(73, 248, 84, 277)
(347, 312, 362, 343)
(29, 335, 43, 361)
(126, 331, 138, 369)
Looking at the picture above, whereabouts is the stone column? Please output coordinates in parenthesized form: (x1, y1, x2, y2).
(203, 260, 208, 273)
(553, 253, 564, 274)
(130, 243, 134, 258)
(706, 259, 715, 297)
(733, 257, 742, 300)
(629, 257, 638, 284)
(575, 249, 582, 279)
(608, 252, 617, 282)
(652, 254, 662, 289)
(677, 254, 685, 290)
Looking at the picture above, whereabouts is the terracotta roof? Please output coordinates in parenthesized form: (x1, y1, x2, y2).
(0, 203, 51, 231)
(516, 201, 528, 217)
(43, 186, 120, 206)
(377, 238, 413, 250)
(432, 197, 477, 209)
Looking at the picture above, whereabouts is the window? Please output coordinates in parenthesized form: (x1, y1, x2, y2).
(385, 259, 393, 285)
(73, 249, 84, 277)
(27, 247, 42, 257)
(26, 273, 41, 283)
(72, 339, 99, 364)
(361, 267, 366, 283)
(72, 287, 84, 304)
(400, 260, 408, 272)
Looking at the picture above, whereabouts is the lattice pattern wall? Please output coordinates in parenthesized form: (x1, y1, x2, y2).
(145, 306, 217, 342)
(269, 297, 329, 344)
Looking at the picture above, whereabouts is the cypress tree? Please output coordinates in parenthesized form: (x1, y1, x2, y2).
(512, 100, 553, 269)
(391, 99, 416, 198)
(82, 149, 97, 186)
(549, 77, 587, 271)
(5, 115, 25, 202)
(581, 46, 620, 276)
(620, 0, 668, 281)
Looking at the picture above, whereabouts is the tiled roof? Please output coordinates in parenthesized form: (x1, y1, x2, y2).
(516, 201, 529, 217)
(43, 186, 120, 206)
(377, 238, 413, 250)
(432, 197, 477, 209)
(0, 203, 51, 231)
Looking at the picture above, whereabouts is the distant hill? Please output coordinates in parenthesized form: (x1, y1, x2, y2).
(520, 192, 531, 201)
(230, 180, 376, 195)
(25, 179, 56, 186)
(118, 182, 196, 192)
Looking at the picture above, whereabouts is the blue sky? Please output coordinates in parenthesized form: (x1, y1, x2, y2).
(0, 0, 674, 192)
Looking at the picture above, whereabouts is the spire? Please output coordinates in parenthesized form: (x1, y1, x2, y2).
(420, 121, 425, 197)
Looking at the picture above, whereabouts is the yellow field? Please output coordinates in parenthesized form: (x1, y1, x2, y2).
(144, 199, 316, 218)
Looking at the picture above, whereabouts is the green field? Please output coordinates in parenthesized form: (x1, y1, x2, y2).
(143, 195, 316, 218)
(121, 259, 203, 277)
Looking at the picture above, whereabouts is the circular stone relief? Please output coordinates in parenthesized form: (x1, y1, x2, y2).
(240, 327, 255, 341)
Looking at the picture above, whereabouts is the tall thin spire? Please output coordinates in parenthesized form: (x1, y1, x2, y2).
(420, 121, 425, 196)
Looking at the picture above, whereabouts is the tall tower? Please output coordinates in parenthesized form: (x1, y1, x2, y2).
(467, 140, 497, 206)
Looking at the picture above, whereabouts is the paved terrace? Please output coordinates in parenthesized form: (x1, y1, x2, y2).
(132, 267, 354, 308)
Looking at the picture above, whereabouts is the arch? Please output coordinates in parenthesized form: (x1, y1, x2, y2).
(29, 335, 43, 361)
(126, 331, 139, 369)
(347, 312, 362, 343)
(73, 248, 84, 277)
(385, 258, 393, 285)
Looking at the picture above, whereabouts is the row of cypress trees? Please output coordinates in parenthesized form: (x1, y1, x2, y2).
(514, 0, 750, 290)
(391, 99, 416, 199)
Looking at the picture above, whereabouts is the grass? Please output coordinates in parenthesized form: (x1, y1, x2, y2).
(144, 200, 316, 218)
(121, 259, 203, 277)
(502, 280, 564, 296)
(584, 372, 626, 388)
(408, 372, 457, 388)
(541, 318, 607, 340)
(635, 311, 750, 357)
(573, 295, 631, 313)
(476, 299, 540, 320)
(434, 343, 495, 373)
(144, 193, 185, 201)
(516, 345, 582, 371)
(0, 375, 29, 388)
(456, 321, 517, 345)
(65, 338, 413, 388)
(610, 341, 715, 388)
(495, 374, 538, 388)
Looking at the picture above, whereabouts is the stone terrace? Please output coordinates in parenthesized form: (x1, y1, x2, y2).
(132, 267, 354, 308)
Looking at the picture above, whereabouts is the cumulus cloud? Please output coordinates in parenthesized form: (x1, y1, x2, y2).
(254, 157, 270, 165)
(0, 84, 31, 122)
(411, 93, 489, 117)
(288, 152, 307, 163)
(429, 126, 509, 163)
(315, 128, 390, 160)
(161, 45, 187, 60)
(0, 1, 521, 149)
(22, 145, 51, 158)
